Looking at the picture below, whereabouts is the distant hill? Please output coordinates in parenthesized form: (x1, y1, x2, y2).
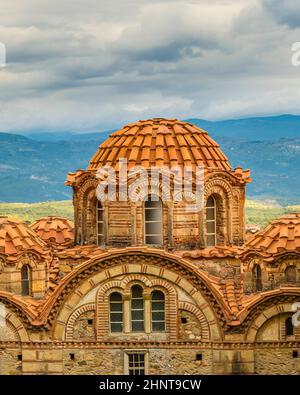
(0, 115, 300, 203)
(26, 114, 300, 142)
(1, 199, 299, 228)
(186, 114, 300, 141)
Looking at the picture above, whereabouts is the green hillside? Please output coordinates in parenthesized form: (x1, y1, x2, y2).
(0, 199, 299, 228)
(0, 200, 74, 224)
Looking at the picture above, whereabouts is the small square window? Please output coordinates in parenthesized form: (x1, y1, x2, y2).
(87, 319, 94, 325)
(17, 354, 22, 361)
(181, 317, 188, 324)
(196, 353, 202, 361)
(292, 350, 298, 358)
(69, 353, 75, 360)
(127, 353, 146, 375)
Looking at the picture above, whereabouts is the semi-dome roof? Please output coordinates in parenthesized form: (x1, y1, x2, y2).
(88, 118, 231, 171)
(244, 213, 300, 258)
(30, 216, 74, 247)
(0, 216, 50, 261)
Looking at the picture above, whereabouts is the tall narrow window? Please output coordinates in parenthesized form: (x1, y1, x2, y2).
(131, 285, 144, 332)
(151, 290, 165, 332)
(144, 195, 162, 245)
(97, 200, 104, 246)
(109, 292, 123, 333)
(21, 265, 31, 296)
(285, 316, 294, 337)
(285, 266, 297, 283)
(127, 353, 146, 375)
(206, 196, 216, 246)
(253, 264, 262, 292)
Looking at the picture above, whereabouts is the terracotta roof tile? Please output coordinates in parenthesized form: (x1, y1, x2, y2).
(0, 217, 50, 262)
(87, 118, 232, 172)
(179, 245, 241, 259)
(30, 216, 74, 247)
(243, 213, 300, 261)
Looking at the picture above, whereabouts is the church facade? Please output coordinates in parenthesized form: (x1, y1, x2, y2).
(0, 118, 299, 375)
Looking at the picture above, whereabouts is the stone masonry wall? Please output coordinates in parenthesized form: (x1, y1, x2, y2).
(254, 348, 300, 374)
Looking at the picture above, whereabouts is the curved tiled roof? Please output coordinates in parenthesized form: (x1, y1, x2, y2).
(244, 213, 300, 259)
(88, 118, 231, 171)
(30, 216, 74, 247)
(0, 217, 50, 261)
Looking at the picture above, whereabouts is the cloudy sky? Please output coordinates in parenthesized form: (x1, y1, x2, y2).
(1, 0, 300, 133)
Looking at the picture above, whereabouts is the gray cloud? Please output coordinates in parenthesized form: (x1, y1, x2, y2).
(263, 0, 300, 29)
(0, 0, 300, 133)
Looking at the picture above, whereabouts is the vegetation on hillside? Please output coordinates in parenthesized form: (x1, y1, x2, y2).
(0, 200, 73, 224)
(245, 200, 300, 227)
(0, 199, 299, 228)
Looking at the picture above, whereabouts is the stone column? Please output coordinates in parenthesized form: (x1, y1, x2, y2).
(123, 293, 131, 333)
(144, 292, 152, 334)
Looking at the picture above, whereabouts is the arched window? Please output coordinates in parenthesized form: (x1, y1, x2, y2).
(21, 265, 31, 296)
(206, 196, 216, 246)
(144, 195, 162, 245)
(96, 200, 104, 246)
(151, 290, 165, 332)
(131, 285, 144, 332)
(253, 264, 262, 292)
(285, 266, 297, 283)
(285, 316, 294, 337)
(109, 292, 123, 333)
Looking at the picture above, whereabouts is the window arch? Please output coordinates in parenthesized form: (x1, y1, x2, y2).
(96, 200, 104, 246)
(131, 285, 144, 332)
(285, 265, 297, 283)
(21, 265, 31, 296)
(144, 195, 163, 245)
(285, 316, 294, 337)
(109, 292, 123, 333)
(252, 264, 262, 292)
(151, 290, 165, 332)
(206, 195, 216, 246)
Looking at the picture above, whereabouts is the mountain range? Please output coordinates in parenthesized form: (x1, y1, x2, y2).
(0, 114, 300, 204)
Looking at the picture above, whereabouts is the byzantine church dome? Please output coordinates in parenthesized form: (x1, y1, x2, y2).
(244, 213, 300, 257)
(88, 118, 231, 171)
(0, 216, 50, 262)
(30, 216, 74, 247)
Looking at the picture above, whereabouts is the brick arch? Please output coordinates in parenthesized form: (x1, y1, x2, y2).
(179, 301, 211, 340)
(77, 177, 98, 207)
(278, 259, 300, 273)
(49, 251, 226, 340)
(204, 176, 233, 201)
(65, 303, 95, 341)
(128, 175, 171, 203)
(95, 275, 178, 340)
(204, 179, 232, 245)
(15, 253, 40, 270)
(145, 277, 177, 339)
(245, 302, 296, 342)
(76, 177, 98, 244)
(0, 306, 30, 342)
(246, 258, 266, 272)
(121, 274, 153, 290)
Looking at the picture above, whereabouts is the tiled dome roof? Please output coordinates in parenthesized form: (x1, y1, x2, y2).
(0, 217, 50, 261)
(30, 216, 74, 247)
(244, 213, 300, 257)
(88, 118, 231, 171)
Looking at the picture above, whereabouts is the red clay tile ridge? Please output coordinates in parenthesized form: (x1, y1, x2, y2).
(179, 245, 242, 259)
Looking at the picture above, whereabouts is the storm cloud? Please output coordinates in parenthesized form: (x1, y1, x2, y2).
(0, 0, 300, 133)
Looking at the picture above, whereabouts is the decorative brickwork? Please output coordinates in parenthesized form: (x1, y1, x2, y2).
(0, 118, 299, 374)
